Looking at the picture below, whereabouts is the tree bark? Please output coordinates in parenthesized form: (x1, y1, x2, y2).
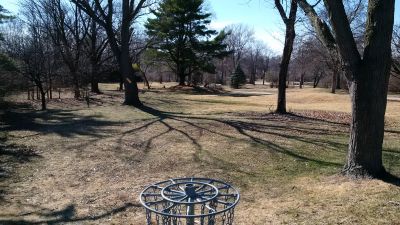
(344, 67, 389, 177)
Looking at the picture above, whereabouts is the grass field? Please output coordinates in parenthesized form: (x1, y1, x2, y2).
(1, 83, 400, 224)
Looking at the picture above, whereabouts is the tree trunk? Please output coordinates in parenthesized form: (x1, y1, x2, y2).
(275, 0, 297, 114)
(336, 73, 341, 89)
(71, 71, 80, 99)
(49, 78, 53, 99)
(37, 83, 46, 110)
(41, 91, 46, 110)
(36, 86, 40, 99)
(178, 66, 186, 86)
(300, 72, 304, 88)
(262, 72, 266, 85)
(91, 80, 100, 94)
(91, 61, 101, 94)
(331, 71, 337, 93)
(142, 72, 151, 89)
(119, 78, 124, 91)
(277, 25, 296, 114)
(344, 66, 389, 177)
(119, 56, 142, 106)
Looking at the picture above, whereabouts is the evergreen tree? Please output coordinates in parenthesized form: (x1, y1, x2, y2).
(0, 5, 16, 73)
(230, 64, 246, 89)
(0, 5, 14, 41)
(145, 0, 231, 86)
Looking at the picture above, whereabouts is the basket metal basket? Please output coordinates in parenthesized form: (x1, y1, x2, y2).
(140, 178, 240, 225)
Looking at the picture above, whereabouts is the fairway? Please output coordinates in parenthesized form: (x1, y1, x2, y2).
(1, 84, 400, 224)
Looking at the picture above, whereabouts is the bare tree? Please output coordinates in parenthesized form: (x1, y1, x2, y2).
(72, 0, 154, 106)
(85, 6, 109, 94)
(223, 24, 255, 70)
(3, 18, 55, 110)
(298, 0, 367, 93)
(299, 0, 395, 178)
(261, 54, 270, 85)
(274, 0, 298, 114)
(247, 41, 263, 84)
(25, 0, 90, 99)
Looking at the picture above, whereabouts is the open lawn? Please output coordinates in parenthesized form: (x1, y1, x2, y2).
(1, 83, 400, 224)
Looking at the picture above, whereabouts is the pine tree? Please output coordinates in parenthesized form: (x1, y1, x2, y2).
(145, 0, 231, 86)
(0, 5, 16, 72)
(0, 5, 14, 41)
(230, 64, 246, 89)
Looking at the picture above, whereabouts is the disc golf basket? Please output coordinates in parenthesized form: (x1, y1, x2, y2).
(140, 178, 240, 225)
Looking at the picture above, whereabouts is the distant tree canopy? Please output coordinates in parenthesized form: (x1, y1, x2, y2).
(145, 0, 231, 86)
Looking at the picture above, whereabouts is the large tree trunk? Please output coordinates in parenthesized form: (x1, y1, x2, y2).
(324, 0, 394, 178)
(300, 0, 395, 178)
(119, 56, 142, 106)
(117, 0, 142, 106)
(91, 79, 100, 94)
(178, 66, 186, 86)
(344, 65, 390, 177)
(179, 75, 185, 86)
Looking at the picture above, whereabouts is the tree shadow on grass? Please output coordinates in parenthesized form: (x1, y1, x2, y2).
(136, 105, 345, 170)
(0, 135, 43, 203)
(1, 108, 126, 138)
(135, 105, 400, 186)
(0, 202, 141, 225)
(380, 172, 400, 187)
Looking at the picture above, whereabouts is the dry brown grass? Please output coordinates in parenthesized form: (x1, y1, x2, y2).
(1, 83, 400, 225)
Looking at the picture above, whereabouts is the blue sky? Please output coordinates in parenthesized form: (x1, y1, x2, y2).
(2, 0, 400, 54)
(208, 0, 400, 53)
(208, 0, 284, 53)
